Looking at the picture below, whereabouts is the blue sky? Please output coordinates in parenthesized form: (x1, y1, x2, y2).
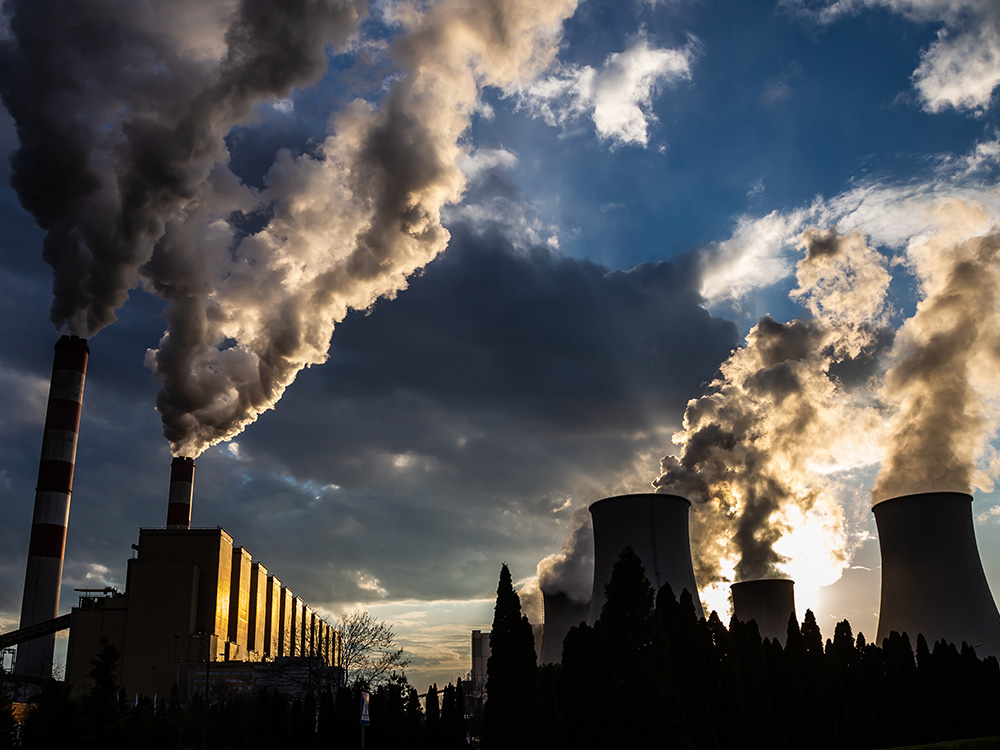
(3, 0, 1000, 690)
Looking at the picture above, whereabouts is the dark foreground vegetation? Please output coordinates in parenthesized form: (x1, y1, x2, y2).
(1, 654, 467, 749)
(484, 549, 1000, 750)
(5, 547, 1000, 749)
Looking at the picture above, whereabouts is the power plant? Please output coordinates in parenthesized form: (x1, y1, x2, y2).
(6, 337, 342, 701)
(731, 579, 796, 643)
(587, 493, 704, 624)
(874, 492, 1000, 657)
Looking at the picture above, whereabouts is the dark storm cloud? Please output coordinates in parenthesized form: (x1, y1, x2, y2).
(0, 189, 737, 619)
(206, 219, 738, 605)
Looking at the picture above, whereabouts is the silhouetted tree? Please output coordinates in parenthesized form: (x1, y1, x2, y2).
(483, 563, 540, 750)
(424, 684, 440, 750)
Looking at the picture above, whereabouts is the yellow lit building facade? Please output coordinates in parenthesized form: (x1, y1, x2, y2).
(65, 527, 342, 701)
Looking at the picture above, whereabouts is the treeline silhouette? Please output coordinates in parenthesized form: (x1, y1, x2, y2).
(2, 644, 470, 750)
(7, 546, 1000, 749)
(484, 548, 1000, 750)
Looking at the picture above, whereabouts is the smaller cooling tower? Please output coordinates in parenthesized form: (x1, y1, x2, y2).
(588, 493, 703, 624)
(539, 592, 590, 664)
(874, 492, 1000, 656)
(731, 579, 796, 643)
(166, 457, 195, 528)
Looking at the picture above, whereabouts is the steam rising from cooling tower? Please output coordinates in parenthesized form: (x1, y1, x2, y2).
(2, 0, 580, 458)
(588, 493, 703, 624)
(655, 229, 890, 599)
(536, 508, 594, 606)
(873, 217, 1000, 501)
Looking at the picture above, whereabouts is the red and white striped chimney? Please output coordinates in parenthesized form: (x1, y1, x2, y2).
(15, 335, 89, 680)
(166, 457, 195, 528)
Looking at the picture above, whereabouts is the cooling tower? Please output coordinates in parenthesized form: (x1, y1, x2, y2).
(731, 579, 796, 643)
(15, 335, 89, 680)
(166, 457, 195, 528)
(874, 492, 1000, 656)
(539, 592, 590, 664)
(588, 493, 703, 624)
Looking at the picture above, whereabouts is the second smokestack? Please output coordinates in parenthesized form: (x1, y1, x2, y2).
(166, 457, 195, 528)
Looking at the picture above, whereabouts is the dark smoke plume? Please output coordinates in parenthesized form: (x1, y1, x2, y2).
(3, 0, 580, 457)
(1, 0, 362, 336)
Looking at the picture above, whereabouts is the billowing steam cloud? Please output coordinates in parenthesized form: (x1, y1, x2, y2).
(535, 508, 594, 604)
(873, 203, 1000, 501)
(1, 0, 362, 336)
(3, 0, 580, 457)
(655, 229, 891, 593)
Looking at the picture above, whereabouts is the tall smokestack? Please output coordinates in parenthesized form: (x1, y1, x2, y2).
(874, 492, 1000, 656)
(539, 592, 590, 664)
(731, 579, 796, 644)
(15, 335, 89, 680)
(166, 457, 195, 529)
(588, 493, 703, 624)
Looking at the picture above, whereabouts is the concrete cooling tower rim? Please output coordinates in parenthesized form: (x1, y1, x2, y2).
(587, 492, 703, 623)
(873, 490, 1000, 657)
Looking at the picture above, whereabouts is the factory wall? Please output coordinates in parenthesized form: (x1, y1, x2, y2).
(247, 562, 268, 657)
(67, 526, 341, 701)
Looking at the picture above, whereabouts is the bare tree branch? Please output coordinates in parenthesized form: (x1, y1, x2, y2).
(337, 609, 411, 688)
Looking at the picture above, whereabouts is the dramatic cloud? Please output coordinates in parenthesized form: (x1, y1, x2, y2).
(517, 35, 696, 146)
(698, 136, 1000, 306)
(788, 0, 1000, 114)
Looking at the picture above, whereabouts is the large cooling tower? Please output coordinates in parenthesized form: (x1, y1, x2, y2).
(16, 335, 89, 680)
(166, 457, 195, 528)
(731, 579, 796, 643)
(874, 492, 1000, 656)
(539, 592, 590, 664)
(588, 493, 703, 624)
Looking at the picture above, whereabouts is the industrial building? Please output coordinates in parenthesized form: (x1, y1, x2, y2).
(64, 525, 343, 701)
(2, 337, 345, 701)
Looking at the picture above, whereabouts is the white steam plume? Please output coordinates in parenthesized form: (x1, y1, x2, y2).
(535, 508, 594, 604)
(0, 0, 363, 336)
(144, 0, 579, 457)
(655, 229, 890, 595)
(873, 203, 1000, 500)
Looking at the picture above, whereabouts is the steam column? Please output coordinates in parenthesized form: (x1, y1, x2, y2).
(15, 335, 89, 680)
(166, 457, 195, 528)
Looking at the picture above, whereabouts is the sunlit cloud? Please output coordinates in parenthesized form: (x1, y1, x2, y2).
(786, 0, 1000, 114)
(516, 35, 697, 146)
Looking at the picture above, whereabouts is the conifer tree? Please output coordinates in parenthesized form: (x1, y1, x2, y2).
(483, 563, 540, 750)
(424, 684, 440, 750)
